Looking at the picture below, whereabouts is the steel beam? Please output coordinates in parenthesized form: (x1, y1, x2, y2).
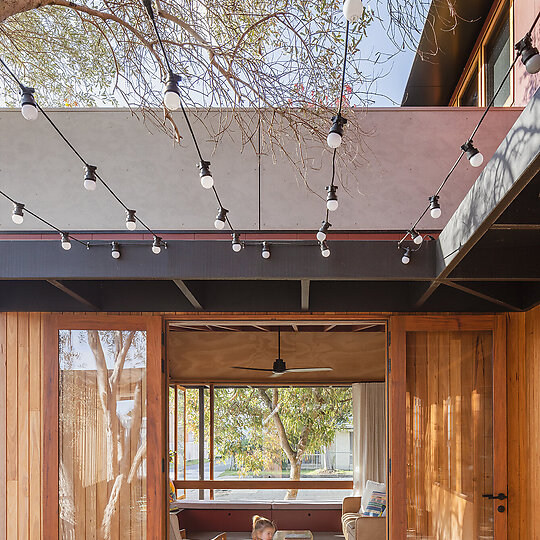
(0, 240, 436, 281)
(301, 279, 310, 311)
(47, 280, 100, 311)
(173, 280, 203, 310)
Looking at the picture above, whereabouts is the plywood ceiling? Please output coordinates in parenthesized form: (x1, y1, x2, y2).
(168, 327, 386, 383)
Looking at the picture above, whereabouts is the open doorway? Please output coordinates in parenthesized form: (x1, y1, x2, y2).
(165, 320, 388, 540)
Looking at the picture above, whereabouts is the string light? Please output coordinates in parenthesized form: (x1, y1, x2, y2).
(401, 247, 411, 265)
(152, 236, 162, 254)
(84, 165, 97, 191)
(320, 240, 331, 257)
(61, 233, 72, 251)
(163, 73, 182, 110)
(343, 0, 364, 22)
(326, 185, 339, 211)
(261, 241, 271, 259)
(20, 87, 38, 121)
(461, 141, 484, 168)
(516, 33, 540, 74)
(214, 207, 228, 230)
(317, 220, 332, 241)
(429, 196, 441, 219)
(232, 233, 242, 252)
(12, 203, 24, 224)
(327, 115, 347, 149)
(126, 210, 137, 230)
(111, 241, 121, 259)
(199, 160, 214, 189)
(409, 229, 423, 245)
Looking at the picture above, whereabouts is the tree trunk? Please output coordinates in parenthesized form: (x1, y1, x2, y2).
(286, 459, 301, 500)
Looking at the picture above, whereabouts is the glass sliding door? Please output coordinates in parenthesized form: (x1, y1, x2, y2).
(43, 315, 164, 540)
(58, 330, 148, 539)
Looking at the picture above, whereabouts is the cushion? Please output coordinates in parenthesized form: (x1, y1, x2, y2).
(361, 480, 386, 516)
(169, 479, 177, 503)
(361, 491, 386, 517)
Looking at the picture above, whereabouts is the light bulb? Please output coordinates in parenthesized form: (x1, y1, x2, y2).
(327, 199, 339, 211)
(462, 141, 483, 168)
(327, 115, 347, 149)
(516, 35, 540, 74)
(343, 0, 364, 22)
(214, 207, 228, 230)
(429, 195, 441, 219)
(320, 241, 330, 257)
(152, 236, 162, 254)
(232, 233, 242, 252)
(469, 152, 484, 168)
(12, 203, 24, 224)
(525, 53, 540, 74)
(83, 165, 97, 191)
(413, 234, 423, 245)
(111, 242, 120, 259)
(199, 161, 213, 189)
(317, 221, 331, 241)
(327, 131, 342, 149)
(126, 210, 137, 231)
(326, 186, 338, 212)
(402, 248, 411, 265)
(164, 91, 181, 110)
(61, 233, 71, 251)
(21, 103, 38, 121)
(163, 73, 182, 110)
(20, 87, 38, 121)
(200, 174, 214, 189)
(262, 242, 270, 259)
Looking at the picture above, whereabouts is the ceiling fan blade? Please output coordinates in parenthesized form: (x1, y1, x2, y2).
(285, 367, 334, 373)
(232, 366, 275, 372)
(270, 372, 286, 378)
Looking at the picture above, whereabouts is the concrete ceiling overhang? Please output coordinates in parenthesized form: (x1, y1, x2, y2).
(0, 94, 538, 312)
(401, 0, 494, 106)
(0, 107, 520, 231)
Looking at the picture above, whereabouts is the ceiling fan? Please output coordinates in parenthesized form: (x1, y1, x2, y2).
(232, 327, 334, 377)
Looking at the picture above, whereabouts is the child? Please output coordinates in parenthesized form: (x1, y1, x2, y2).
(252, 515, 276, 540)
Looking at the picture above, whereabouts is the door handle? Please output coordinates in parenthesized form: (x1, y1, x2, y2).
(482, 493, 507, 500)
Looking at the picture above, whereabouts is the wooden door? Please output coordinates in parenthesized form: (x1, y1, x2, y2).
(43, 315, 165, 540)
(388, 316, 507, 540)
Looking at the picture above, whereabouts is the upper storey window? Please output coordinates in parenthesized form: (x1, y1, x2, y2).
(485, 15, 511, 106)
(453, 0, 513, 107)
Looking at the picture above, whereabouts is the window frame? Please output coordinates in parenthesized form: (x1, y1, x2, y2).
(451, 0, 514, 107)
(169, 382, 356, 498)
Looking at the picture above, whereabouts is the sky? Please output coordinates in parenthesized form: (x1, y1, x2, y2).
(357, 3, 423, 106)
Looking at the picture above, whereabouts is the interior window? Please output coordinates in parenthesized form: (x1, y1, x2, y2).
(485, 13, 511, 106)
(460, 67, 479, 106)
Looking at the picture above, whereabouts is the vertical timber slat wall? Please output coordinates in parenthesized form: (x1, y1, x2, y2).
(507, 305, 540, 538)
(0, 313, 43, 540)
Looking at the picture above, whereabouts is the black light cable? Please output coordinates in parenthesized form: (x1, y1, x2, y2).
(398, 9, 540, 250)
(141, 0, 242, 245)
(0, 57, 164, 252)
(0, 187, 88, 248)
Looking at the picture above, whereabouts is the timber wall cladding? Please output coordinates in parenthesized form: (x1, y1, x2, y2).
(0, 312, 43, 540)
(507, 305, 540, 539)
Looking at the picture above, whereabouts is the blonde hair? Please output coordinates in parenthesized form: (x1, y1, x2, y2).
(252, 515, 276, 540)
